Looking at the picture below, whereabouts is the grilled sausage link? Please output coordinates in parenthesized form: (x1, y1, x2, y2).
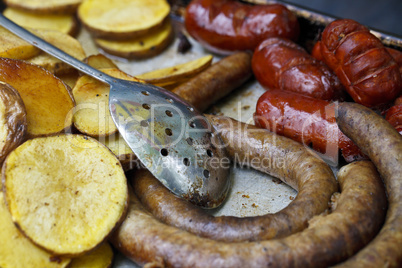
(334, 102, 402, 268)
(111, 160, 386, 268)
(172, 52, 252, 112)
(320, 19, 401, 108)
(254, 90, 366, 163)
(133, 115, 337, 242)
(252, 37, 345, 100)
(184, 0, 299, 54)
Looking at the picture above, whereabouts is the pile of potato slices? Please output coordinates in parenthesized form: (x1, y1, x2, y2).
(0, 0, 217, 267)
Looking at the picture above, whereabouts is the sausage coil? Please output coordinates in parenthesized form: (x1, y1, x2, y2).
(133, 115, 338, 242)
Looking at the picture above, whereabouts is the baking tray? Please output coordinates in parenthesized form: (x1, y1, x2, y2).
(104, 1, 400, 267)
(0, 1, 400, 267)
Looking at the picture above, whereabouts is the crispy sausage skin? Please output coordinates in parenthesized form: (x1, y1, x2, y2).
(111, 160, 386, 268)
(133, 115, 337, 242)
(335, 102, 402, 267)
(184, 0, 299, 54)
(313, 40, 402, 75)
(320, 19, 401, 108)
(172, 52, 252, 112)
(254, 90, 366, 163)
(252, 38, 345, 101)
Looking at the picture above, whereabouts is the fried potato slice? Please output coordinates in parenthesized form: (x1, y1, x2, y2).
(72, 68, 142, 137)
(3, 7, 79, 36)
(4, 0, 83, 14)
(27, 28, 86, 74)
(95, 21, 173, 59)
(69, 242, 113, 268)
(78, 0, 170, 40)
(0, 57, 75, 138)
(84, 54, 118, 70)
(2, 134, 128, 256)
(136, 55, 213, 86)
(0, 26, 40, 60)
(0, 192, 71, 268)
(0, 82, 26, 164)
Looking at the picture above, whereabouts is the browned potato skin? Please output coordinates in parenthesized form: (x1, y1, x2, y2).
(111, 160, 386, 267)
(3, 0, 82, 14)
(0, 82, 26, 164)
(172, 52, 253, 112)
(133, 115, 338, 242)
(94, 26, 174, 59)
(334, 102, 402, 267)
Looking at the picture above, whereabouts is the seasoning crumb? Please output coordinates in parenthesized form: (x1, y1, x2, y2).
(242, 105, 250, 110)
(242, 194, 250, 198)
(252, 203, 258, 208)
(272, 178, 283, 184)
(289, 196, 294, 200)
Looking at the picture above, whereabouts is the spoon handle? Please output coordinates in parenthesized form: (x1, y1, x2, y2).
(0, 14, 114, 84)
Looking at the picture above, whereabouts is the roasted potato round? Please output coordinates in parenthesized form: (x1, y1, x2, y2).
(2, 134, 128, 256)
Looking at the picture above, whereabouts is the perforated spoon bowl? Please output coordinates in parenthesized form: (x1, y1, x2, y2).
(0, 14, 230, 208)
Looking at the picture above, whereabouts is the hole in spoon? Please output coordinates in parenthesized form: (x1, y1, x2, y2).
(183, 158, 190, 166)
(203, 169, 210, 178)
(165, 128, 173, 136)
(187, 107, 194, 112)
(165, 110, 173, 117)
(189, 121, 196, 128)
(142, 103, 151, 110)
(186, 137, 193, 146)
(207, 149, 213, 157)
(160, 148, 168, 156)
(141, 91, 149, 96)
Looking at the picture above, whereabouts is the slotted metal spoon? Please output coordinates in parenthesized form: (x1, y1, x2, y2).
(0, 15, 230, 208)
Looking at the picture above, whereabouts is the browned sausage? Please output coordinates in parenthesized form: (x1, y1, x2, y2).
(252, 38, 345, 100)
(184, 0, 299, 54)
(254, 90, 366, 163)
(172, 52, 252, 112)
(320, 19, 401, 108)
(334, 102, 402, 267)
(385, 47, 402, 75)
(313, 40, 402, 76)
(311, 40, 323, 61)
(133, 115, 337, 242)
(111, 160, 386, 267)
(385, 104, 402, 135)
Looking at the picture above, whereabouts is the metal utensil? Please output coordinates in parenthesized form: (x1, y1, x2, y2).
(0, 15, 230, 208)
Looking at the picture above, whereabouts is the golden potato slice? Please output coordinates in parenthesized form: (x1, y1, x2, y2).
(0, 26, 40, 60)
(95, 21, 173, 59)
(98, 133, 138, 171)
(3, 7, 79, 36)
(69, 242, 113, 268)
(0, 192, 71, 268)
(78, 0, 170, 40)
(136, 55, 213, 86)
(4, 0, 83, 14)
(72, 68, 142, 137)
(2, 134, 128, 256)
(84, 54, 118, 70)
(27, 28, 86, 74)
(0, 82, 26, 164)
(0, 57, 75, 138)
